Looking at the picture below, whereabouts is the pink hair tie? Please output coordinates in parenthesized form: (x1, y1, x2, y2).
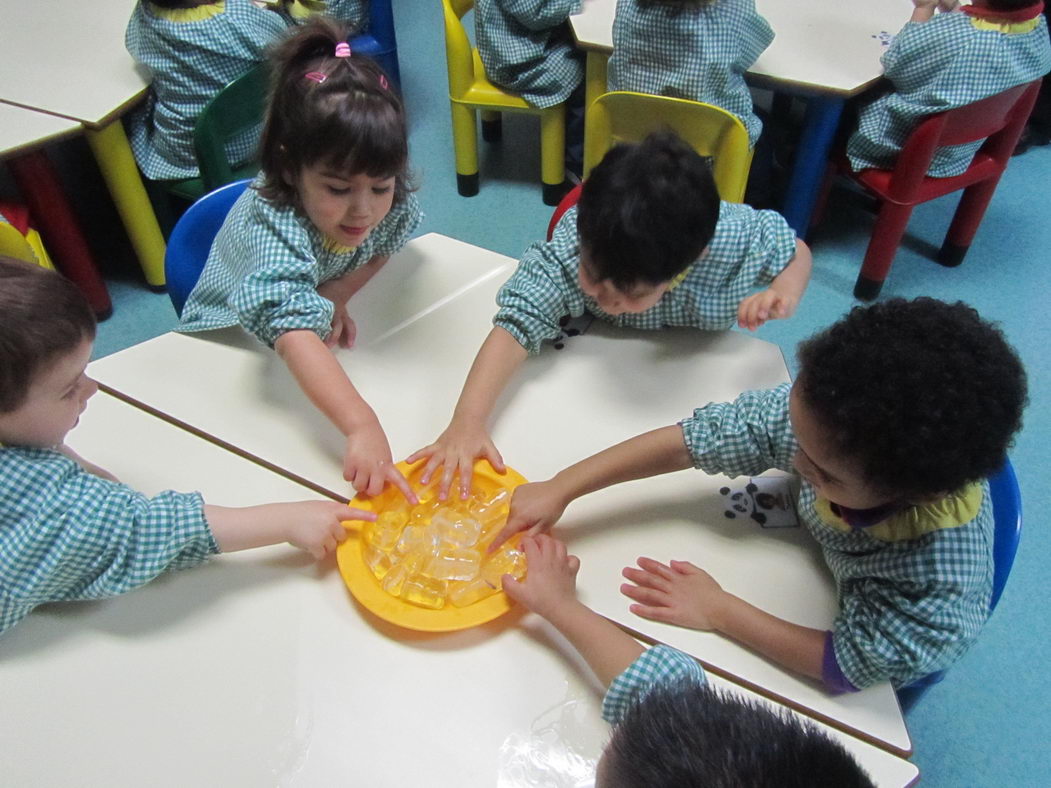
(335, 42, 351, 58)
(379, 74, 389, 90)
(304, 70, 328, 83)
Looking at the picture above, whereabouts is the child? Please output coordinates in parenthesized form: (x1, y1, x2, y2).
(125, 0, 367, 181)
(178, 17, 421, 502)
(608, 0, 774, 148)
(502, 534, 876, 786)
(847, 0, 1051, 177)
(492, 298, 1027, 692)
(0, 257, 374, 636)
(474, 0, 584, 112)
(410, 131, 811, 499)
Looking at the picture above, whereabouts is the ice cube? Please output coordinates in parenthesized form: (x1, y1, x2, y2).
(426, 547, 482, 581)
(402, 575, 447, 609)
(449, 577, 500, 607)
(364, 544, 396, 580)
(437, 516, 482, 547)
(480, 548, 526, 589)
(364, 509, 406, 550)
(381, 563, 410, 596)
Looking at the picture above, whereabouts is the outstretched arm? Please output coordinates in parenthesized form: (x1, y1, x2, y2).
(738, 238, 812, 331)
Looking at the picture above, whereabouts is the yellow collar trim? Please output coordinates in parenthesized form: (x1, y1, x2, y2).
(970, 17, 1041, 33)
(667, 265, 692, 292)
(322, 236, 356, 254)
(814, 482, 984, 542)
(150, 2, 225, 22)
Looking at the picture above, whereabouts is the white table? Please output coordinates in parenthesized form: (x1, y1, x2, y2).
(89, 234, 911, 754)
(0, 0, 166, 286)
(0, 392, 918, 786)
(570, 0, 915, 234)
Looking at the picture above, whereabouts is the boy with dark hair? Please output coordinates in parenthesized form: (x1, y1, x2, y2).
(503, 534, 876, 787)
(847, 0, 1051, 177)
(412, 130, 811, 497)
(0, 257, 373, 635)
(494, 298, 1027, 691)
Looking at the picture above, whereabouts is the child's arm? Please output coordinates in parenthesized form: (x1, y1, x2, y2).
(204, 500, 375, 559)
(57, 444, 120, 483)
(502, 534, 645, 687)
(317, 255, 391, 349)
(621, 557, 825, 682)
(737, 238, 813, 332)
(274, 329, 417, 502)
(910, 0, 939, 23)
(406, 326, 526, 500)
(489, 424, 692, 550)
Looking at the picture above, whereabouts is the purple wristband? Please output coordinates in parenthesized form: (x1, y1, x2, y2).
(822, 631, 859, 694)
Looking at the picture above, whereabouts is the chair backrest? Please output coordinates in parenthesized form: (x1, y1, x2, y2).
(350, 0, 400, 85)
(896, 458, 1022, 711)
(583, 91, 754, 202)
(194, 63, 269, 193)
(887, 80, 1041, 200)
(165, 179, 251, 316)
(547, 182, 583, 240)
(441, 0, 476, 99)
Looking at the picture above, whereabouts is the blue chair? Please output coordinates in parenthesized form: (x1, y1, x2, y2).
(895, 459, 1023, 712)
(165, 179, 251, 316)
(351, 0, 400, 86)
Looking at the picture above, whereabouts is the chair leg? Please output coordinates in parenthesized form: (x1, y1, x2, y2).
(540, 104, 567, 206)
(808, 162, 838, 232)
(854, 201, 914, 300)
(450, 102, 479, 197)
(938, 176, 1002, 267)
(481, 110, 502, 143)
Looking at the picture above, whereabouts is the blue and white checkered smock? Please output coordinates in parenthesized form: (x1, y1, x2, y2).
(0, 446, 217, 635)
(602, 644, 707, 724)
(125, 0, 368, 181)
(608, 0, 774, 147)
(474, 0, 584, 108)
(493, 202, 796, 353)
(678, 383, 995, 689)
(847, 10, 1051, 177)
(177, 179, 423, 347)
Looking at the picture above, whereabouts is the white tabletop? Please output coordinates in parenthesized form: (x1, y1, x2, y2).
(89, 233, 911, 753)
(0, 0, 148, 125)
(0, 392, 918, 786)
(571, 0, 915, 95)
(0, 102, 83, 157)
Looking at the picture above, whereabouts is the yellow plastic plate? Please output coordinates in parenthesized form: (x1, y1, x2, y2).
(337, 459, 528, 632)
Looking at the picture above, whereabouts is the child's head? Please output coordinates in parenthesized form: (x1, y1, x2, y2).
(981, 0, 1039, 11)
(575, 130, 720, 316)
(0, 257, 98, 448)
(598, 680, 875, 788)
(259, 16, 410, 247)
(792, 298, 1026, 509)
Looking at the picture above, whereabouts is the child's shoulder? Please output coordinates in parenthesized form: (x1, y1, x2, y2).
(0, 445, 86, 497)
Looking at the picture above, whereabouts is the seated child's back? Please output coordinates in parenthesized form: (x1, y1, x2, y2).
(848, 0, 1051, 177)
(608, 0, 774, 147)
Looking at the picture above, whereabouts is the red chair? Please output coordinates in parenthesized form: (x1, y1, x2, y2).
(822, 79, 1042, 300)
(546, 182, 582, 240)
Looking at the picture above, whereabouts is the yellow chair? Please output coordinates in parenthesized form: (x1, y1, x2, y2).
(584, 91, 754, 203)
(0, 214, 55, 270)
(440, 0, 567, 205)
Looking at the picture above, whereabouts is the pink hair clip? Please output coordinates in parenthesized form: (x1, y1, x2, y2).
(304, 70, 328, 83)
(379, 74, 389, 90)
(335, 42, 351, 58)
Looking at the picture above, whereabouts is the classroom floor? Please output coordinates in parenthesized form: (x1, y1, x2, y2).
(48, 2, 1051, 785)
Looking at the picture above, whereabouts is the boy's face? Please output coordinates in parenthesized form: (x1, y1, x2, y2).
(788, 385, 895, 510)
(0, 337, 97, 449)
(292, 163, 396, 248)
(578, 250, 669, 316)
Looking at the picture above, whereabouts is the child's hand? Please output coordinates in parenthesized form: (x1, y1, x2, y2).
(324, 305, 357, 349)
(284, 501, 375, 560)
(936, 0, 959, 10)
(620, 557, 726, 631)
(343, 419, 417, 503)
(487, 479, 570, 553)
(502, 534, 580, 620)
(406, 419, 506, 501)
(737, 288, 798, 332)
(912, 0, 938, 9)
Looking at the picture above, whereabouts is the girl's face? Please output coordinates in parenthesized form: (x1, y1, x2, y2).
(788, 384, 895, 510)
(578, 249, 669, 316)
(0, 337, 97, 448)
(293, 164, 396, 247)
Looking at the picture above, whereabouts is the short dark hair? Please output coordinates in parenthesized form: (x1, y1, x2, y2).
(258, 15, 411, 209)
(985, 0, 1040, 10)
(796, 298, 1027, 499)
(576, 130, 720, 291)
(603, 680, 875, 788)
(0, 257, 96, 412)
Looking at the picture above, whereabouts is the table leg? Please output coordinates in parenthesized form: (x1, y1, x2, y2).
(583, 50, 608, 173)
(84, 120, 167, 288)
(7, 151, 113, 318)
(781, 96, 844, 238)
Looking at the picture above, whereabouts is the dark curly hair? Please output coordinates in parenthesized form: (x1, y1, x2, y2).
(796, 298, 1027, 499)
(576, 130, 720, 291)
(603, 679, 875, 787)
